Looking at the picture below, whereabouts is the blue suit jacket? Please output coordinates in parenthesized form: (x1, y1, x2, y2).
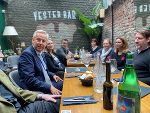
(18, 46, 55, 93)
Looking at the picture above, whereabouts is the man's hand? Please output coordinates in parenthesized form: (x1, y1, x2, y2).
(50, 85, 62, 95)
(39, 94, 61, 103)
(53, 75, 63, 82)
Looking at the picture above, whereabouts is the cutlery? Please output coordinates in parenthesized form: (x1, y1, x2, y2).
(63, 99, 97, 102)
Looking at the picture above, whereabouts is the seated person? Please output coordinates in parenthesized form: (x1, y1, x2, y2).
(0, 60, 10, 73)
(18, 30, 63, 94)
(113, 36, 129, 71)
(44, 40, 65, 79)
(133, 30, 150, 85)
(0, 69, 60, 113)
(90, 38, 101, 54)
(56, 39, 72, 66)
(93, 38, 114, 62)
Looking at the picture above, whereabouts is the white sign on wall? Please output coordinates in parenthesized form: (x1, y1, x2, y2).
(134, 4, 150, 13)
(33, 10, 76, 21)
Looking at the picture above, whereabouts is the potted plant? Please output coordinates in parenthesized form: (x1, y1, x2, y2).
(75, 9, 102, 41)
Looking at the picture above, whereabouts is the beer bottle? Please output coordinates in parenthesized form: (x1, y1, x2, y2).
(117, 53, 141, 113)
(103, 61, 113, 110)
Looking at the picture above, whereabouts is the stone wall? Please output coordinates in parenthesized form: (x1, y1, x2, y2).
(6, 0, 99, 51)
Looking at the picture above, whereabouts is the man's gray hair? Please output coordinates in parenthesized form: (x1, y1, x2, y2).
(33, 30, 49, 39)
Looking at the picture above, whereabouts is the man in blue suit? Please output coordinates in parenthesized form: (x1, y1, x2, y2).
(18, 30, 63, 95)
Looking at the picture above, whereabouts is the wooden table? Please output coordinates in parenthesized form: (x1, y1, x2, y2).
(59, 73, 150, 113)
(67, 59, 95, 67)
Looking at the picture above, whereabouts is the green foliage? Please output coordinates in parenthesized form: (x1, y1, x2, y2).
(75, 9, 101, 39)
(92, 1, 103, 17)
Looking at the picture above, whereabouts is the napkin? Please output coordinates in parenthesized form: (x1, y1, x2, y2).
(65, 67, 87, 73)
(113, 86, 150, 98)
(140, 86, 150, 97)
(62, 95, 98, 106)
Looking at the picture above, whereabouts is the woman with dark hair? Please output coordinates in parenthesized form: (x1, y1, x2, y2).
(133, 30, 150, 85)
(44, 40, 65, 79)
(90, 38, 101, 54)
(113, 36, 129, 70)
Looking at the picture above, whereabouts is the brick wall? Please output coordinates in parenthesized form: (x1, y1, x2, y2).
(6, 0, 99, 52)
(102, 6, 112, 40)
(103, 0, 136, 51)
(135, 0, 150, 30)
(103, 0, 150, 51)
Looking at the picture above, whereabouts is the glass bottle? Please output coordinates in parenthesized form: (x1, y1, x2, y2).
(74, 49, 80, 60)
(117, 53, 141, 113)
(103, 61, 113, 110)
(79, 49, 82, 57)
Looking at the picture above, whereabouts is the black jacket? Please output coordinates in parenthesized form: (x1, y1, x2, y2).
(56, 47, 69, 66)
(44, 52, 65, 73)
(90, 46, 101, 54)
(133, 47, 150, 85)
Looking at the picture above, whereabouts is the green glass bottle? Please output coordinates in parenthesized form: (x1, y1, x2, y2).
(117, 53, 141, 113)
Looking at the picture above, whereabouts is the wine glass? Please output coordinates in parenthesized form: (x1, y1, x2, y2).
(81, 53, 91, 71)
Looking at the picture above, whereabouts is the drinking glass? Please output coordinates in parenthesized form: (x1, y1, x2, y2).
(110, 59, 118, 74)
(81, 53, 91, 71)
(92, 60, 106, 102)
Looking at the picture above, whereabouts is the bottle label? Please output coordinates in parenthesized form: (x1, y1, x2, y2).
(117, 94, 135, 113)
(126, 59, 133, 65)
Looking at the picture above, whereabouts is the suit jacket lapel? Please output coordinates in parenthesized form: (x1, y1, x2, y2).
(35, 54, 43, 69)
(30, 46, 43, 71)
